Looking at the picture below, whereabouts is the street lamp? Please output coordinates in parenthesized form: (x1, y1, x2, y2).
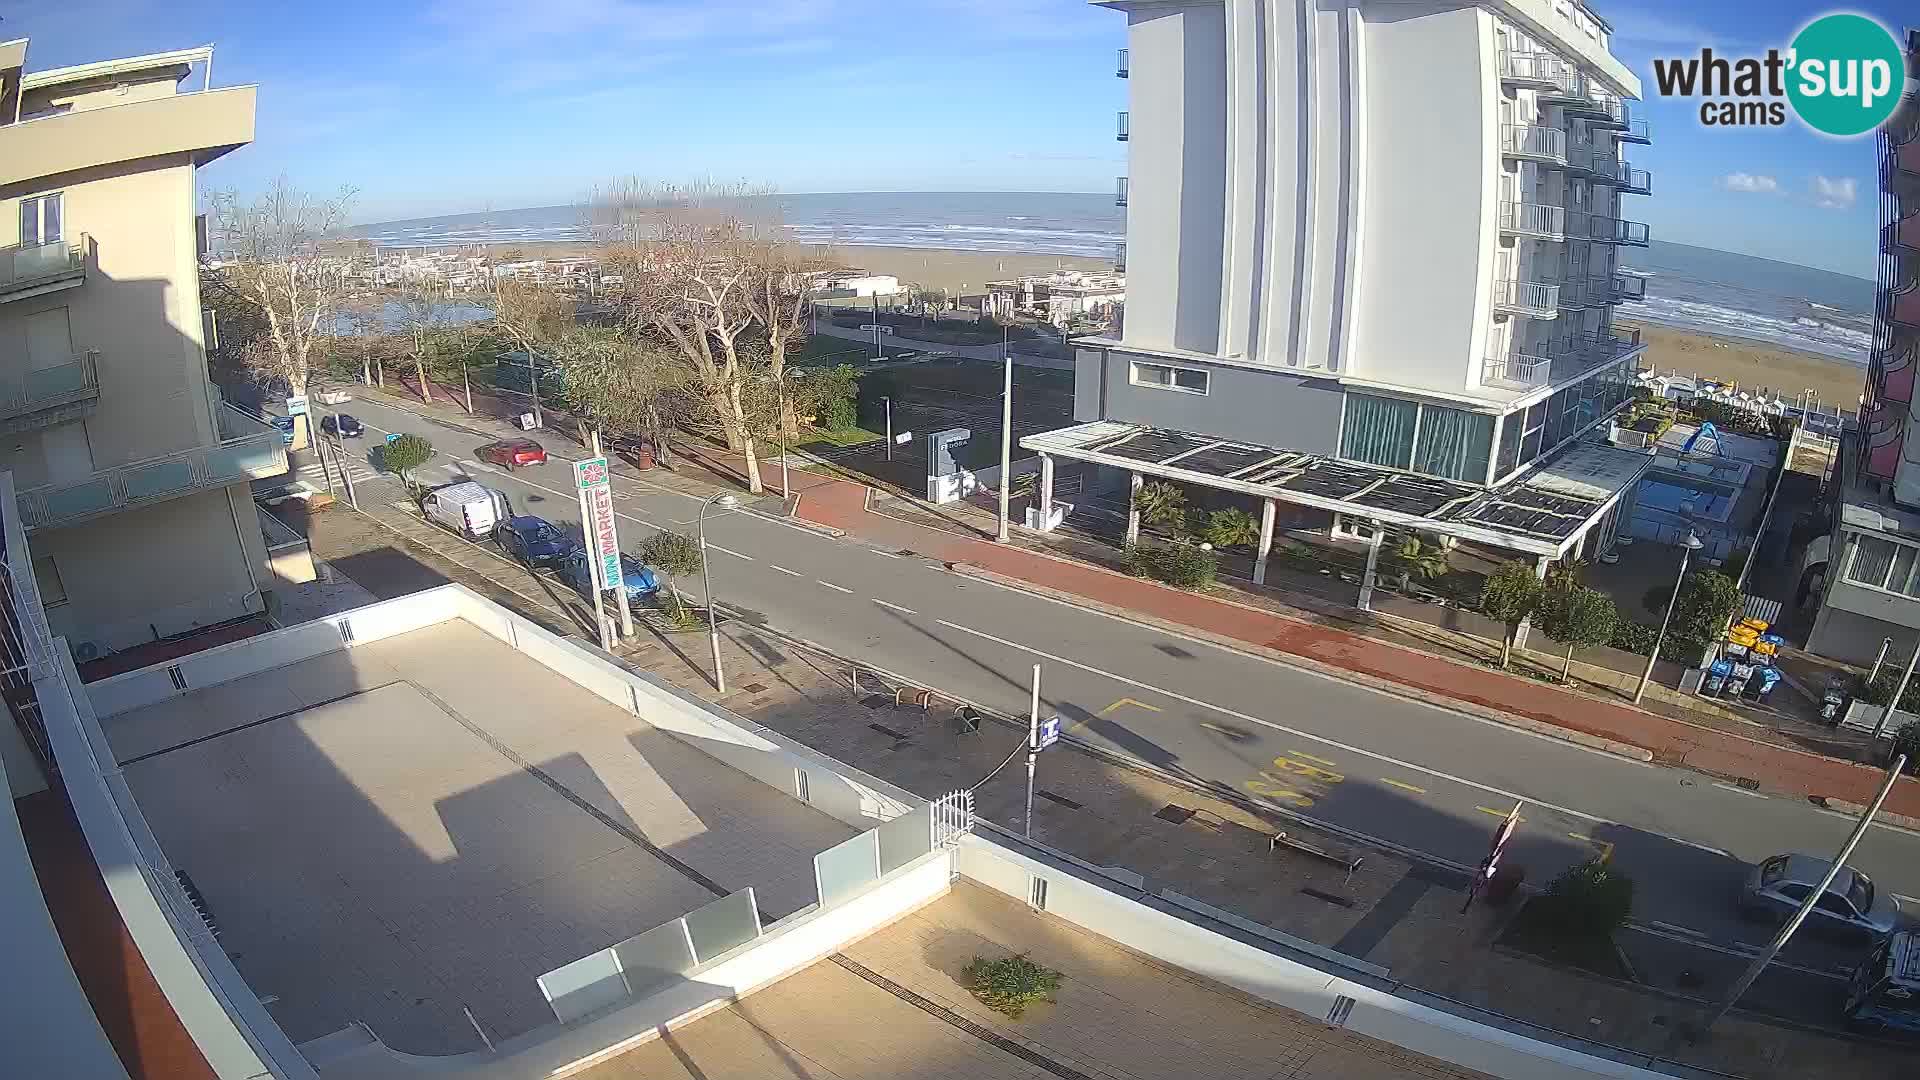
(1634, 531, 1703, 705)
(699, 493, 739, 693)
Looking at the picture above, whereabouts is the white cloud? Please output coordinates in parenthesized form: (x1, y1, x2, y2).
(1810, 176, 1858, 210)
(1718, 172, 1781, 194)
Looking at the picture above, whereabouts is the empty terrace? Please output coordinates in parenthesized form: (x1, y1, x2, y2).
(98, 619, 854, 1055)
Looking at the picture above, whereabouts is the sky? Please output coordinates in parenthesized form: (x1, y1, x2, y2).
(0, 0, 1907, 279)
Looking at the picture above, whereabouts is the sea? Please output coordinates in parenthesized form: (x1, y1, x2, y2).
(353, 192, 1877, 365)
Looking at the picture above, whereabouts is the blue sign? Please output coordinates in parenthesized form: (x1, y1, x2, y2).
(1033, 716, 1062, 751)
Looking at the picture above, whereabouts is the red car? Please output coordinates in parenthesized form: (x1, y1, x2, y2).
(479, 438, 547, 469)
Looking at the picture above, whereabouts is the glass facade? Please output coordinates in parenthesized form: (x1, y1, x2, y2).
(1340, 394, 1418, 470)
(1490, 360, 1633, 483)
(1413, 407, 1495, 482)
(1342, 393, 1494, 484)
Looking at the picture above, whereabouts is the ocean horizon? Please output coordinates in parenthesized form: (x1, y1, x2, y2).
(352, 192, 1876, 366)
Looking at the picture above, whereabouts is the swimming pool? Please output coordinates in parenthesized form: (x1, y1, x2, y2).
(1634, 478, 1734, 522)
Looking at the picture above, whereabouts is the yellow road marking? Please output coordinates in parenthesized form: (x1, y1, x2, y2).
(1291, 750, 1339, 768)
(1569, 833, 1615, 863)
(1270, 756, 1344, 784)
(1244, 777, 1315, 807)
(1099, 697, 1163, 716)
(1380, 778, 1427, 794)
(1476, 806, 1524, 821)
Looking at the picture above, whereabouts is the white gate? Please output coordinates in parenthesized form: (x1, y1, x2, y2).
(932, 789, 975, 850)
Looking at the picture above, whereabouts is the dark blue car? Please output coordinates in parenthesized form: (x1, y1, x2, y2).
(557, 549, 659, 610)
(497, 516, 578, 567)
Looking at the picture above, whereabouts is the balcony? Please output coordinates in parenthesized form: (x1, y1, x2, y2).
(1491, 277, 1561, 318)
(1115, 176, 1128, 208)
(1574, 213, 1650, 246)
(0, 351, 100, 436)
(1501, 124, 1566, 166)
(1114, 243, 1126, 273)
(1577, 151, 1652, 194)
(1484, 352, 1551, 389)
(1117, 48, 1128, 78)
(1116, 111, 1129, 142)
(16, 404, 289, 532)
(1894, 285, 1920, 330)
(0, 235, 85, 304)
(1614, 271, 1648, 301)
(1498, 200, 1567, 241)
(1612, 117, 1651, 144)
(1555, 276, 1601, 309)
(1502, 50, 1577, 96)
(1892, 211, 1920, 254)
(1568, 88, 1628, 127)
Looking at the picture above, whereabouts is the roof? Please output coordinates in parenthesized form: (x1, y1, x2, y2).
(19, 45, 209, 91)
(432, 480, 494, 502)
(1022, 421, 1652, 555)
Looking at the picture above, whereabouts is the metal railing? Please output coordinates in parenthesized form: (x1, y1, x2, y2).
(1575, 150, 1652, 194)
(1116, 111, 1129, 142)
(0, 351, 99, 423)
(0, 235, 86, 298)
(17, 404, 288, 531)
(1113, 242, 1126, 273)
(1497, 201, 1567, 240)
(1500, 124, 1566, 164)
(1484, 352, 1551, 388)
(1115, 176, 1128, 207)
(1613, 117, 1651, 143)
(1572, 213, 1650, 246)
(1491, 277, 1560, 318)
(1499, 49, 1576, 95)
(1117, 48, 1129, 78)
(1613, 272, 1647, 301)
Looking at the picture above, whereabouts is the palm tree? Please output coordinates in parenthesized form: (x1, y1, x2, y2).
(1134, 481, 1188, 530)
(1392, 535, 1451, 591)
(1202, 508, 1261, 550)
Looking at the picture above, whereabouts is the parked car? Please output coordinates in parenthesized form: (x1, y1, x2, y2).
(320, 413, 365, 438)
(1741, 854, 1901, 938)
(479, 438, 547, 469)
(556, 549, 659, 611)
(270, 415, 295, 445)
(421, 481, 510, 540)
(497, 515, 579, 567)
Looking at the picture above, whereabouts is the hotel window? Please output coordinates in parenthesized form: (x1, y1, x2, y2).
(1344, 394, 1494, 484)
(1130, 361, 1208, 395)
(1340, 394, 1417, 470)
(1847, 535, 1920, 597)
(20, 193, 63, 246)
(1412, 406, 1495, 483)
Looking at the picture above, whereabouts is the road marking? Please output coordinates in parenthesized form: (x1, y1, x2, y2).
(928, 618, 1615, 825)
(1659, 835, 1733, 857)
(1098, 697, 1162, 716)
(770, 565, 803, 577)
(1380, 778, 1427, 795)
(817, 580, 855, 594)
(709, 543, 753, 560)
(1650, 921, 1705, 937)
(1199, 722, 1241, 737)
(1270, 755, 1344, 784)
(1712, 782, 1770, 799)
(871, 549, 902, 559)
(1568, 833, 1615, 863)
(1244, 776, 1314, 807)
(1476, 806, 1524, 821)
(872, 598, 916, 615)
(1292, 750, 1339, 768)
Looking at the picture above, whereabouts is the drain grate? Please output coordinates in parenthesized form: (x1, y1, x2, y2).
(740, 682, 769, 694)
(1154, 804, 1197, 825)
(868, 722, 910, 740)
(1036, 790, 1083, 810)
(1300, 887, 1357, 909)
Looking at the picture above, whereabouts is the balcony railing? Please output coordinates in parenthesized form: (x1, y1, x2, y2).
(1492, 277, 1561, 318)
(1498, 201, 1567, 240)
(1575, 151, 1652, 194)
(1613, 117, 1651, 144)
(1555, 276, 1601, 309)
(0, 235, 86, 302)
(1116, 111, 1129, 142)
(1501, 50, 1577, 96)
(1117, 48, 1129, 78)
(1484, 352, 1552, 389)
(1501, 124, 1566, 165)
(1890, 284, 1920, 330)
(1115, 176, 1128, 207)
(1114, 242, 1126, 273)
(0, 351, 100, 433)
(1613, 272, 1648, 301)
(1571, 213, 1650, 246)
(16, 404, 289, 531)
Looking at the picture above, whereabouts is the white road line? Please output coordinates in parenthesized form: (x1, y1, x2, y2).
(817, 580, 855, 594)
(872, 598, 916, 615)
(930, 617, 1615, 825)
(709, 544, 753, 560)
(1712, 782, 1770, 799)
(871, 549, 902, 559)
(770, 565, 804, 577)
(1816, 807, 1920, 839)
(1660, 835, 1734, 857)
(1650, 920, 1705, 937)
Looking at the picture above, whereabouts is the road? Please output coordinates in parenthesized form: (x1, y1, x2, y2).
(298, 395, 1920, 979)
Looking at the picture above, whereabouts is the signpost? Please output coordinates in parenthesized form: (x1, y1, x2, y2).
(573, 457, 629, 648)
(1023, 665, 1061, 838)
(284, 394, 311, 452)
(1462, 801, 1524, 913)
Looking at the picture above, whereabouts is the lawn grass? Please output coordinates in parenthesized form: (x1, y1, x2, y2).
(803, 426, 883, 447)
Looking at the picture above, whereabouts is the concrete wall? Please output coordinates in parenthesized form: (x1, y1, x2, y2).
(38, 486, 263, 653)
(1076, 344, 1345, 451)
(1810, 598, 1920, 668)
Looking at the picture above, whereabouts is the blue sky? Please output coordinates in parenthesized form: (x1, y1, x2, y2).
(0, 0, 1905, 278)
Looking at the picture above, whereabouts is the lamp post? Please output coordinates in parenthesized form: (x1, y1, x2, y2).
(1634, 531, 1703, 704)
(699, 493, 740, 693)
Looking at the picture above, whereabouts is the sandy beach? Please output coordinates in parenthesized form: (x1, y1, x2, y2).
(1620, 320, 1866, 411)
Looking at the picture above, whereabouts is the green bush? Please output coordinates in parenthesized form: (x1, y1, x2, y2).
(818, 395, 858, 432)
(1200, 508, 1261, 550)
(964, 953, 1062, 1019)
(1124, 542, 1218, 590)
(1607, 621, 1660, 654)
(1893, 721, 1920, 775)
(1535, 858, 1634, 942)
(382, 433, 434, 490)
(1862, 670, 1920, 712)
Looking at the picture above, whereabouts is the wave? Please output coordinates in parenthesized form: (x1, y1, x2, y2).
(1624, 294, 1871, 364)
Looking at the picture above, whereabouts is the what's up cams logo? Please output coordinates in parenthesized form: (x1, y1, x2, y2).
(1651, 13, 1905, 137)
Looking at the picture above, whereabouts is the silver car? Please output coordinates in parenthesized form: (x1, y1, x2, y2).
(1740, 854, 1901, 938)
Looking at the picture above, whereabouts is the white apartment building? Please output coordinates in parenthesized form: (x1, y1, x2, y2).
(0, 40, 287, 659)
(1026, 0, 1656, 583)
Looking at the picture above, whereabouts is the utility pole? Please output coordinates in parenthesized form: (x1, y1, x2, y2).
(528, 352, 542, 428)
(1025, 663, 1040, 837)
(1872, 643, 1920, 740)
(884, 397, 893, 462)
(997, 325, 1013, 543)
(1698, 755, 1907, 1037)
(872, 293, 882, 360)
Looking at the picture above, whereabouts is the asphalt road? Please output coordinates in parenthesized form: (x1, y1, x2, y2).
(301, 396, 1920, 981)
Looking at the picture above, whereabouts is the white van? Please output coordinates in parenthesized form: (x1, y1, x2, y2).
(423, 481, 508, 540)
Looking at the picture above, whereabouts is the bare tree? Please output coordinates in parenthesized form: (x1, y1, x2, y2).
(203, 176, 358, 397)
(546, 325, 689, 455)
(485, 277, 575, 425)
(742, 240, 834, 438)
(394, 284, 445, 405)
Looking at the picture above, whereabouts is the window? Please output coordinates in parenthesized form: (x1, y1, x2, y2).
(1847, 535, 1920, 596)
(1340, 393, 1417, 470)
(19, 193, 63, 247)
(1776, 883, 1811, 903)
(1412, 406, 1494, 483)
(32, 555, 66, 606)
(1814, 892, 1858, 919)
(1130, 361, 1208, 395)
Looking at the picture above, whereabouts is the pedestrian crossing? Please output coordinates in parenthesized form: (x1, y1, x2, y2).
(295, 459, 380, 488)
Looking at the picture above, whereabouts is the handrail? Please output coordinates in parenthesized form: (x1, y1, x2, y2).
(1498, 201, 1567, 238)
(1501, 124, 1566, 163)
(1492, 277, 1560, 315)
(0, 234, 86, 294)
(0, 351, 98, 417)
(1484, 353, 1551, 388)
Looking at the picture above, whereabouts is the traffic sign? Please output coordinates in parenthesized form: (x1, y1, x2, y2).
(285, 394, 310, 417)
(1033, 715, 1061, 751)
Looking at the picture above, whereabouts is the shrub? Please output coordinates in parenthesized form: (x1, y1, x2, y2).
(964, 953, 1062, 1019)
(1534, 584, 1618, 681)
(1893, 721, 1920, 775)
(381, 433, 434, 490)
(1479, 560, 1544, 669)
(1863, 670, 1920, 713)
(1133, 481, 1188, 529)
(1200, 508, 1261, 550)
(1534, 858, 1634, 942)
(638, 531, 704, 622)
(818, 395, 858, 432)
(1124, 542, 1218, 590)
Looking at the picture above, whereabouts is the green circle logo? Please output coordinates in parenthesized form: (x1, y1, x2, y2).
(1787, 14, 1905, 137)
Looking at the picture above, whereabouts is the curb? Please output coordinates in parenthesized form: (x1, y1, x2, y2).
(947, 562, 1657, 764)
(1813, 795, 1920, 832)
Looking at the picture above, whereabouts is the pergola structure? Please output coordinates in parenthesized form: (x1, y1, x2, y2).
(1021, 421, 1652, 611)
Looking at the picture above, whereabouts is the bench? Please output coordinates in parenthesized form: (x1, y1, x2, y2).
(1270, 830, 1364, 881)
